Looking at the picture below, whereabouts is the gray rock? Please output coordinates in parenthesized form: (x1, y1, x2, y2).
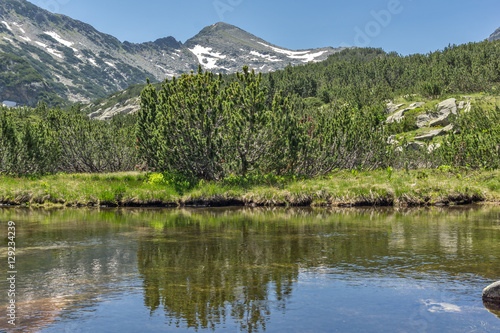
(387, 135, 398, 145)
(437, 98, 457, 114)
(410, 102, 425, 108)
(416, 114, 431, 128)
(464, 101, 471, 113)
(489, 27, 500, 42)
(428, 98, 457, 127)
(386, 107, 416, 123)
(442, 124, 454, 132)
(428, 117, 451, 127)
(386, 102, 406, 114)
(427, 143, 441, 153)
(483, 281, 500, 301)
(407, 141, 426, 150)
(414, 129, 444, 141)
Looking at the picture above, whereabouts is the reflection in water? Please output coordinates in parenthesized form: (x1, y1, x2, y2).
(484, 300, 500, 320)
(0, 297, 67, 332)
(138, 219, 298, 332)
(0, 206, 499, 332)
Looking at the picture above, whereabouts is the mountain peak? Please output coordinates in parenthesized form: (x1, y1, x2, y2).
(211, 22, 239, 30)
(489, 27, 500, 41)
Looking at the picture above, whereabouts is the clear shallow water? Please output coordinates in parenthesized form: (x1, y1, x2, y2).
(1, 206, 500, 332)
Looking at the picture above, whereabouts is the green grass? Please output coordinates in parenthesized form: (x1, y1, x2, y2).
(1, 169, 499, 207)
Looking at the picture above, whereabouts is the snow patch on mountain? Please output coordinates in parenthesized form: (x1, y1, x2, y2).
(46, 47, 63, 58)
(35, 41, 47, 48)
(257, 42, 327, 63)
(250, 51, 280, 62)
(105, 61, 116, 69)
(44, 31, 74, 48)
(189, 45, 227, 69)
(12, 22, 25, 34)
(290, 50, 328, 62)
(1, 21, 12, 32)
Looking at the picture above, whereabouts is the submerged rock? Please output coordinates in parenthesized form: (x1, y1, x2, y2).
(483, 281, 500, 301)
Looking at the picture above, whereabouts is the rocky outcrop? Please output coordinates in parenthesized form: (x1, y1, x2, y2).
(414, 124, 454, 141)
(387, 108, 407, 123)
(88, 96, 140, 120)
(385, 96, 471, 153)
(416, 114, 431, 128)
(410, 102, 425, 108)
(427, 98, 457, 127)
(385, 102, 405, 114)
(388, 97, 466, 129)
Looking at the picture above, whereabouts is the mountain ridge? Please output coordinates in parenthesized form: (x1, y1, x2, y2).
(0, 0, 346, 106)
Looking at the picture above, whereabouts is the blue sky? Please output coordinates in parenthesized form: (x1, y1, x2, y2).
(27, 0, 500, 55)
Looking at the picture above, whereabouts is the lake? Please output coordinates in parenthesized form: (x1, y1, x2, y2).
(1, 206, 500, 332)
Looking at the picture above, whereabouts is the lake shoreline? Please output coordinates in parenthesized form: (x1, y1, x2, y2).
(1, 169, 499, 208)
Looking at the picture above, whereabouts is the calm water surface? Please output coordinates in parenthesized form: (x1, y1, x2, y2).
(1, 206, 500, 332)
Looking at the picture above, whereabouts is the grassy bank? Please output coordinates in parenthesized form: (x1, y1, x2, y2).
(1, 169, 499, 208)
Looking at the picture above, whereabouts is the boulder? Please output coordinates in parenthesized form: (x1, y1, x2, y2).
(428, 98, 457, 127)
(483, 281, 500, 301)
(385, 102, 405, 114)
(428, 117, 450, 128)
(416, 114, 431, 128)
(437, 98, 458, 114)
(410, 102, 425, 108)
(414, 129, 445, 141)
(386, 107, 416, 123)
(442, 124, 454, 132)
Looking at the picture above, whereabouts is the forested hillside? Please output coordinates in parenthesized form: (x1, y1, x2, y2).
(2, 40, 500, 184)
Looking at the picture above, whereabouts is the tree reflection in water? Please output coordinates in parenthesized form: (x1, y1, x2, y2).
(137, 210, 300, 332)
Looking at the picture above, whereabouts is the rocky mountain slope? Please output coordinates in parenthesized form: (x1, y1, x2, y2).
(0, 0, 346, 106)
(184, 23, 342, 74)
(489, 27, 500, 41)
